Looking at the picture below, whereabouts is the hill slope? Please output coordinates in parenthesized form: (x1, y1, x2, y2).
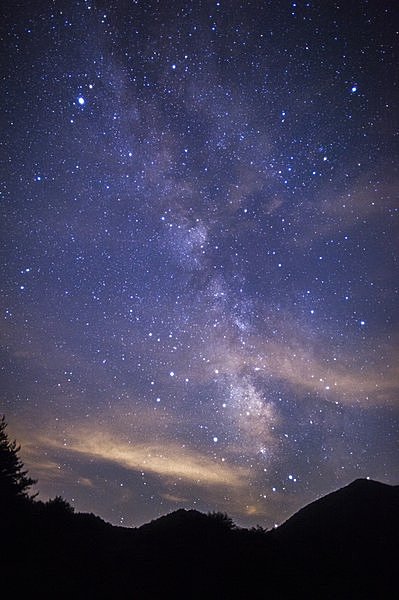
(275, 478, 399, 542)
(2, 479, 398, 599)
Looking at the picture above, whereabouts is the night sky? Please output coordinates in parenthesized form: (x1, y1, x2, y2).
(1, 0, 398, 528)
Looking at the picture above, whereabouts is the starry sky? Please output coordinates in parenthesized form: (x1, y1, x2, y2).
(1, 0, 398, 528)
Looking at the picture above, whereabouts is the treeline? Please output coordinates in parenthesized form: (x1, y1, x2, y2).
(1, 415, 397, 599)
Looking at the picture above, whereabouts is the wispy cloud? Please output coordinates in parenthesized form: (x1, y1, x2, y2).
(293, 173, 399, 246)
(38, 428, 249, 490)
(205, 323, 399, 408)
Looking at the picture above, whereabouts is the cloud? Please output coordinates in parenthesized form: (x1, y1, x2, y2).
(204, 322, 399, 408)
(38, 427, 249, 490)
(160, 492, 189, 504)
(253, 339, 399, 407)
(294, 173, 399, 246)
(19, 451, 64, 484)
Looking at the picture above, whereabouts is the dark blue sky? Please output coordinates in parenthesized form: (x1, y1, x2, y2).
(1, 0, 398, 527)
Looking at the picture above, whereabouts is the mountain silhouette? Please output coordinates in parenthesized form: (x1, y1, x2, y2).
(2, 479, 398, 599)
(271, 479, 399, 599)
(138, 508, 237, 537)
(275, 478, 399, 542)
(139, 507, 209, 532)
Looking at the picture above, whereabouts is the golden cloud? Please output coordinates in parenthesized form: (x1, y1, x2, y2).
(258, 341, 399, 406)
(39, 428, 249, 490)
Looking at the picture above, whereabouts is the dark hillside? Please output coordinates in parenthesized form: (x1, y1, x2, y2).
(271, 479, 399, 598)
(1, 420, 397, 598)
(2, 480, 398, 599)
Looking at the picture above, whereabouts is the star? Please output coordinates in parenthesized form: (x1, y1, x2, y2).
(2, 0, 397, 531)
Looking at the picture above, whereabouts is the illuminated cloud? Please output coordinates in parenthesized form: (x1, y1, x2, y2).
(205, 323, 399, 408)
(39, 428, 249, 490)
(255, 340, 399, 407)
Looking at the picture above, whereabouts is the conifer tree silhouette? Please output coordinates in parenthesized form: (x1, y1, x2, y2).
(0, 415, 36, 508)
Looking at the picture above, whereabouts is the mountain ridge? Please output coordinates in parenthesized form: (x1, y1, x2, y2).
(2, 478, 398, 599)
(274, 477, 399, 541)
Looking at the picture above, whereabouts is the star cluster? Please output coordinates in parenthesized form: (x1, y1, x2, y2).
(1, 0, 398, 527)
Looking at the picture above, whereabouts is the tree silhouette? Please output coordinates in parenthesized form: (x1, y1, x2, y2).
(0, 415, 36, 508)
(207, 511, 236, 530)
(45, 495, 74, 516)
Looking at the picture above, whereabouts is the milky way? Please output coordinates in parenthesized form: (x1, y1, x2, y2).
(1, 0, 398, 527)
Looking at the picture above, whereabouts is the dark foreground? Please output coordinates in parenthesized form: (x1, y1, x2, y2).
(2, 479, 398, 599)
